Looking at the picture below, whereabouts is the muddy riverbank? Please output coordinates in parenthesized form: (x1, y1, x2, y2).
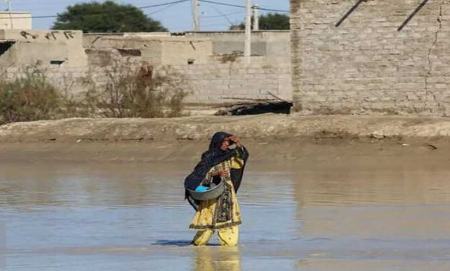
(1, 114, 450, 143)
(0, 137, 449, 171)
(1, 114, 450, 164)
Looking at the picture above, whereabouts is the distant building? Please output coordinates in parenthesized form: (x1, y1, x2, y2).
(0, 29, 87, 67)
(0, 12, 32, 30)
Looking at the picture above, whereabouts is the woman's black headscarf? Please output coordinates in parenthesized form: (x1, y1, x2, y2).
(184, 132, 234, 190)
(184, 132, 243, 210)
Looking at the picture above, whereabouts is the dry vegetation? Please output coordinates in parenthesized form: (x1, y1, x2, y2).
(85, 64, 188, 118)
(0, 69, 61, 124)
(0, 64, 189, 124)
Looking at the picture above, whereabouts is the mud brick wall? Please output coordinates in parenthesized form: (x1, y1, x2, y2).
(3, 54, 291, 105)
(1, 31, 292, 108)
(291, 0, 450, 116)
(174, 57, 291, 104)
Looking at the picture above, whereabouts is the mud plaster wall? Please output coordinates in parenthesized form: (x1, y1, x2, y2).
(81, 33, 292, 103)
(2, 50, 291, 105)
(291, 0, 450, 116)
(185, 31, 290, 57)
(1, 30, 291, 106)
(0, 30, 87, 67)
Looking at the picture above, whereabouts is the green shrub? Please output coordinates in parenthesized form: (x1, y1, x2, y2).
(0, 71, 62, 124)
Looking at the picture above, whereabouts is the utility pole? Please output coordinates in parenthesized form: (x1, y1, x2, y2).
(4, 0, 11, 11)
(192, 0, 200, 31)
(253, 4, 259, 31)
(244, 0, 252, 63)
(4, 0, 12, 29)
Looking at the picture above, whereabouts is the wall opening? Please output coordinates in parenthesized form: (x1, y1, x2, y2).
(118, 49, 142, 57)
(50, 60, 65, 65)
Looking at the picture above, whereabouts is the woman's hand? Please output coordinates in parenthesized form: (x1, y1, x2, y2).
(229, 135, 242, 147)
(217, 170, 230, 178)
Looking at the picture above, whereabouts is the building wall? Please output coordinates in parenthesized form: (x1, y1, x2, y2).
(178, 56, 291, 103)
(1, 31, 292, 108)
(0, 29, 87, 67)
(185, 31, 290, 57)
(181, 31, 292, 103)
(83, 35, 213, 65)
(291, 0, 450, 116)
(160, 39, 212, 65)
(0, 12, 31, 30)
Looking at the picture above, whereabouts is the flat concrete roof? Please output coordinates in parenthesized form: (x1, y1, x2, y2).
(0, 11, 31, 14)
(183, 30, 290, 34)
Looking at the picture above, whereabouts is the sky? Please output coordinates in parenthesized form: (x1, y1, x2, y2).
(1, 0, 290, 31)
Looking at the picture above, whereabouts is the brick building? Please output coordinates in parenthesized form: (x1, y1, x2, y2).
(290, 0, 450, 116)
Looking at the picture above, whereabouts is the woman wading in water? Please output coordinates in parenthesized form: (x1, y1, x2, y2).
(184, 132, 249, 246)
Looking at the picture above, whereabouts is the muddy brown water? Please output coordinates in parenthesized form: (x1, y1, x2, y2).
(1, 140, 450, 270)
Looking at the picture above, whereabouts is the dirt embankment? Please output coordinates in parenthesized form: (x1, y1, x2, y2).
(0, 114, 450, 143)
(1, 114, 450, 164)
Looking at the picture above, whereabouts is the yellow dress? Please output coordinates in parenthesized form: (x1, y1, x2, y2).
(190, 158, 243, 246)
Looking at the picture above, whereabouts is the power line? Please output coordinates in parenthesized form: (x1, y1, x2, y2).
(0, 0, 190, 20)
(207, 4, 235, 25)
(198, 0, 289, 13)
(200, 23, 230, 27)
(202, 11, 244, 18)
(148, 1, 187, 15)
(257, 7, 289, 13)
(199, 0, 245, 9)
(139, 0, 190, 9)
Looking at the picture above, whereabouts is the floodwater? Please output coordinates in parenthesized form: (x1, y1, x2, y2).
(1, 142, 450, 270)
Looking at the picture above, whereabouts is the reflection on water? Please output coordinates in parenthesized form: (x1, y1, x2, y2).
(1, 148, 450, 270)
(195, 247, 241, 271)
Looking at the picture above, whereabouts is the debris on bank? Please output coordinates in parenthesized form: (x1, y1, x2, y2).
(215, 93, 293, 116)
(215, 101, 293, 116)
